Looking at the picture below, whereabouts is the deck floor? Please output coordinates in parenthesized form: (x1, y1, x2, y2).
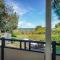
(0, 48, 60, 60)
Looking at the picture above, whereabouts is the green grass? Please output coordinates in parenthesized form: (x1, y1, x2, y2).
(52, 34, 60, 42)
(13, 34, 60, 42)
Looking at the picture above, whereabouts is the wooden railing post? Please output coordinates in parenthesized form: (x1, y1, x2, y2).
(52, 41, 56, 60)
(1, 37, 5, 60)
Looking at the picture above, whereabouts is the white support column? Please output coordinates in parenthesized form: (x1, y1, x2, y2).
(45, 0, 52, 60)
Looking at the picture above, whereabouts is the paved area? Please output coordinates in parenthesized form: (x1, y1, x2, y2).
(0, 48, 60, 60)
(0, 48, 44, 60)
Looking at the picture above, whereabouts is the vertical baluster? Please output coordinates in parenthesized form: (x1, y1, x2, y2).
(20, 41, 22, 49)
(29, 41, 31, 51)
(52, 41, 56, 60)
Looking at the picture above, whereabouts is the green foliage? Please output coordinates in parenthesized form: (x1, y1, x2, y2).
(11, 33, 16, 37)
(5, 13, 18, 32)
(29, 34, 45, 41)
(51, 23, 60, 42)
(53, 0, 60, 19)
(0, 0, 18, 32)
(54, 23, 60, 38)
(34, 26, 45, 34)
(52, 34, 60, 42)
(0, 0, 7, 32)
(11, 24, 60, 42)
(55, 23, 60, 28)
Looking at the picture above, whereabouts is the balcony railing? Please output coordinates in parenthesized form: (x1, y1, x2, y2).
(0, 38, 60, 60)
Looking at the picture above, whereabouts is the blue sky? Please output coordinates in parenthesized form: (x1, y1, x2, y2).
(5, 0, 60, 28)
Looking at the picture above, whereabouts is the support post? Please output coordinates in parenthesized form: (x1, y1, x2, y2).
(45, 0, 52, 60)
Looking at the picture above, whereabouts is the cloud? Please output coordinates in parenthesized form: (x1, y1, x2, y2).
(12, 3, 28, 16)
(6, 0, 33, 16)
(5, 0, 34, 28)
(18, 21, 34, 28)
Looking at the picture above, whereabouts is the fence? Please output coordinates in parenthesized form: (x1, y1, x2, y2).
(0, 38, 60, 60)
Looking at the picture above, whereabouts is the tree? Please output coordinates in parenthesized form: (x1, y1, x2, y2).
(0, 0, 8, 32)
(0, 0, 18, 33)
(55, 22, 60, 28)
(28, 26, 45, 41)
(53, 0, 60, 19)
(5, 12, 18, 32)
(55, 23, 60, 35)
(34, 26, 45, 34)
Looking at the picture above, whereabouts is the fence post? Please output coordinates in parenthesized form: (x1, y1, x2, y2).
(52, 41, 56, 60)
(1, 37, 5, 60)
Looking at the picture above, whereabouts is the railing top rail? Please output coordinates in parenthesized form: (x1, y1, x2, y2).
(0, 38, 60, 45)
(56, 43, 60, 46)
(0, 38, 45, 44)
(52, 41, 60, 46)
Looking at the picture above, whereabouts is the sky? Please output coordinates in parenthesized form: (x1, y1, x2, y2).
(5, 0, 60, 28)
